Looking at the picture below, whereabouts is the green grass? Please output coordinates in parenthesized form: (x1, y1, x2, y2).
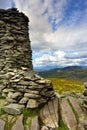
(23, 108, 40, 129)
(58, 118, 69, 130)
(47, 78, 84, 94)
(0, 98, 6, 116)
(0, 94, 5, 99)
(23, 108, 40, 119)
(4, 115, 18, 130)
(0, 108, 5, 116)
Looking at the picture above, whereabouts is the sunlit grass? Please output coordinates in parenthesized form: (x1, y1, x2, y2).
(47, 78, 84, 94)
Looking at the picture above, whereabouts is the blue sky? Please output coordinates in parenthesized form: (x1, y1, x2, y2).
(0, 0, 87, 70)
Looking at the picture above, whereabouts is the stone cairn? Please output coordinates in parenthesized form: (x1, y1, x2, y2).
(0, 8, 55, 114)
(83, 83, 87, 110)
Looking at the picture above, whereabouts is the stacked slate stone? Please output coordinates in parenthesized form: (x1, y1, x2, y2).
(0, 8, 33, 70)
(0, 8, 55, 113)
(83, 83, 87, 110)
(2, 71, 55, 110)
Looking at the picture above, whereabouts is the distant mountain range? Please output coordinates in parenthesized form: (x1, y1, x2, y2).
(38, 66, 87, 81)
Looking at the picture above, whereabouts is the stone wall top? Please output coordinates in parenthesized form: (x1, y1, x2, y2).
(0, 8, 29, 23)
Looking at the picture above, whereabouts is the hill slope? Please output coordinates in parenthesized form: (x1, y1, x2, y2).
(39, 66, 87, 81)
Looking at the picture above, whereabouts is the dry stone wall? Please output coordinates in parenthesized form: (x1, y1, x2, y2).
(83, 83, 87, 110)
(0, 8, 33, 70)
(0, 8, 55, 113)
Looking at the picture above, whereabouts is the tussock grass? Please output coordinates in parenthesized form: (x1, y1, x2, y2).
(23, 108, 40, 129)
(47, 78, 84, 94)
(0, 108, 4, 116)
(58, 117, 69, 130)
(0, 94, 5, 99)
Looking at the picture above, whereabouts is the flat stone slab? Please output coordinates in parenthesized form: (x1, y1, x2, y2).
(31, 116, 39, 130)
(40, 97, 59, 128)
(2, 103, 25, 115)
(47, 97, 59, 128)
(12, 115, 24, 130)
(68, 96, 82, 114)
(60, 98, 77, 130)
(0, 118, 5, 130)
(67, 96, 85, 130)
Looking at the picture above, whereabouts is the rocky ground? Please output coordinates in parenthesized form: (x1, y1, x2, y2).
(0, 92, 87, 130)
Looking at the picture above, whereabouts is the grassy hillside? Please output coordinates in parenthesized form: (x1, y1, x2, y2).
(47, 78, 84, 94)
(39, 66, 85, 93)
(39, 69, 87, 81)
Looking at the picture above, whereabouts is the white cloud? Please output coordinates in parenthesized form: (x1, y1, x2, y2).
(13, 0, 87, 51)
(33, 50, 87, 68)
(13, 0, 71, 50)
(44, 25, 87, 50)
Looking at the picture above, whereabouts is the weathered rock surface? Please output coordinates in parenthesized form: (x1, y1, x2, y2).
(3, 104, 25, 115)
(12, 115, 24, 130)
(31, 116, 40, 130)
(60, 98, 77, 130)
(0, 118, 5, 130)
(40, 97, 59, 128)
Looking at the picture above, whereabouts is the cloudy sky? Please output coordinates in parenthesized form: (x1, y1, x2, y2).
(0, 0, 87, 70)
